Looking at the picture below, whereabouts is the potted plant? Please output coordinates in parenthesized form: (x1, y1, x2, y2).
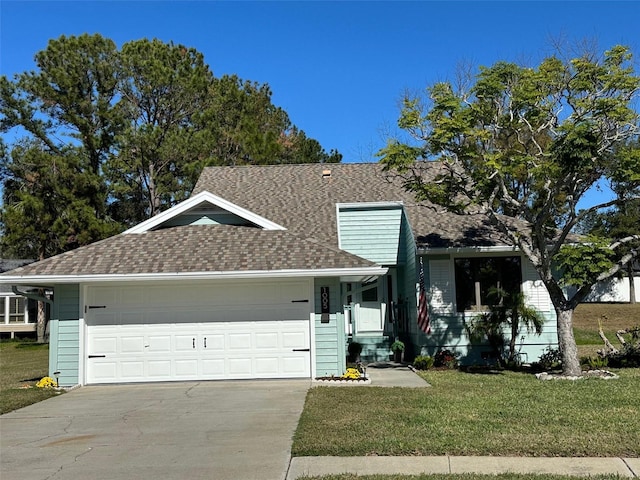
(347, 341, 363, 363)
(391, 339, 405, 363)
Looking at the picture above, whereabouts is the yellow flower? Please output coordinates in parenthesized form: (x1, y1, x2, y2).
(341, 368, 361, 379)
(36, 377, 58, 388)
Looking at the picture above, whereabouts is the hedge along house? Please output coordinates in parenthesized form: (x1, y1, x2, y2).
(0, 163, 557, 386)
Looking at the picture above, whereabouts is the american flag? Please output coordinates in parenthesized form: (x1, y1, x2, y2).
(417, 258, 431, 334)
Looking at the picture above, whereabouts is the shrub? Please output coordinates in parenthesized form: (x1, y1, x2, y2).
(434, 349, 459, 369)
(606, 344, 640, 368)
(534, 347, 562, 371)
(390, 340, 405, 352)
(581, 355, 609, 370)
(413, 355, 434, 370)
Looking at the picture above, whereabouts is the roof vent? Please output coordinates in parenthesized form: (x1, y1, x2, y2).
(322, 169, 332, 178)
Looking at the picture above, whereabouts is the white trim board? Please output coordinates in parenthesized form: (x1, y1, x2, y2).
(123, 191, 286, 234)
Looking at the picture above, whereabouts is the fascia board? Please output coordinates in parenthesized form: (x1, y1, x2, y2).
(418, 245, 520, 255)
(123, 191, 286, 234)
(0, 267, 388, 285)
(337, 201, 404, 209)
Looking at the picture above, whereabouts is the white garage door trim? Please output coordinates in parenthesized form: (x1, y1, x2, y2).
(84, 279, 313, 384)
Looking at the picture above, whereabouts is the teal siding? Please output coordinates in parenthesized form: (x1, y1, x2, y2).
(408, 254, 559, 366)
(314, 278, 346, 377)
(338, 205, 402, 265)
(49, 284, 80, 386)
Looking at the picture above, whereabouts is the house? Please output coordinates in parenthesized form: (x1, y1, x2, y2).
(0, 163, 557, 386)
(0, 259, 40, 339)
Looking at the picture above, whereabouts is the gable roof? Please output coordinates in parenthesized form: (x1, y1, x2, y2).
(193, 162, 512, 249)
(123, 191, 286, 233)
(1, 225, 385, 284)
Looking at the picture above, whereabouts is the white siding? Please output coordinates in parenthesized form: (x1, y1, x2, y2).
(522, 260, 552, 312)
(428, 259, 455, 314)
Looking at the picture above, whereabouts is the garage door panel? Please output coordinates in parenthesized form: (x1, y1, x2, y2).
(119, 336, 144, 353)
(228, 358, 252, 375)
(92, 362, 117, 380)
(120, 361, 144, 379)
(91, 336, 118, 354)
(201, 359, 225, 376)
(282, 331, 307, 348)
(86, 281, 312, 384)
(147, 360, 172, 377)
(175, 335, 196, 352)
(175, 359, 198, 376)
(255, 332, 279, 349)
(148, 335, 171, 352)
(282, 356, 308, 374)
(255, 357, 279, 374)
(228, 333, 251, 349)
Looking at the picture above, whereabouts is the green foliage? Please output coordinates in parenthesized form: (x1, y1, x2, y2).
(581, 355, 609, 370)
(606, 325, 640, 368)
(466, 288, 544, 366)
(1, 140, 119, 259)
(555, 237, 616, 287)
(433, 349, 459, 369)
(379, 44, 640, 376)
(1, 33, 341, 255)
(412, 355, 434, 370)
(534, 347, 563, 371)
(390, 340, 405, 352)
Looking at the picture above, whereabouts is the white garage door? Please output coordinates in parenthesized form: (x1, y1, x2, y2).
(85, 280, 312, 384)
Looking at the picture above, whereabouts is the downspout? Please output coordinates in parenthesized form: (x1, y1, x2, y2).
(12, 286, 53, 305)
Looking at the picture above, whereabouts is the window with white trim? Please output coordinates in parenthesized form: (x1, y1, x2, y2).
(8, 297, 26, 323)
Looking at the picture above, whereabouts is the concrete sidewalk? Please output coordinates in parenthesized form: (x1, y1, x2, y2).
(287, 456, 640, 478)
(364, 362, 431, 387)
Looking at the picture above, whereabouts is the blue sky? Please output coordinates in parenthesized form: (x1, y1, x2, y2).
(2, 1, 639, 207)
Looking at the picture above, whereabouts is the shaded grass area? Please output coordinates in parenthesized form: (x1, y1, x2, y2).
(292, 370, 640, 458)
(299, 475, 627, 480)
(0, 341, 61, 414)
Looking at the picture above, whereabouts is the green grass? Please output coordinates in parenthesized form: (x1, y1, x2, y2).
(292, 369, 640, 458)
(299, 475, 627, 480)
(0, 341, 62, 414)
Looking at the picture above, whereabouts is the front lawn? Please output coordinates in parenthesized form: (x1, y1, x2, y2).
(292, 369, 640, 457)
(0, 341, 61, 414)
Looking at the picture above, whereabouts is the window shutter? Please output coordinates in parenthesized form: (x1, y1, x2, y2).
(429, 259, 454, 314)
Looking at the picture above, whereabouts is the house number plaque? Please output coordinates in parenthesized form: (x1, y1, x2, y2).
(320, 286, 330, 323)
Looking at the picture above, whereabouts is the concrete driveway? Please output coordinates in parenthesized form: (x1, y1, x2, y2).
(1, 379, 310, 480)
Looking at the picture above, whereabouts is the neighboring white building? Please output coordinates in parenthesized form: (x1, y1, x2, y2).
(583, 276, 640, 303)
(0, 259, 37, 339)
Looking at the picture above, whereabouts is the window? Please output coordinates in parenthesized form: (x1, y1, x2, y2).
(454, 256, 522, 312)
(9, 297, 25, 323)
(361, 281, 378, 302)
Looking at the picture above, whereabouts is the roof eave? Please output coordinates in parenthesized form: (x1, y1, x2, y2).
(0, 266, 388, 286)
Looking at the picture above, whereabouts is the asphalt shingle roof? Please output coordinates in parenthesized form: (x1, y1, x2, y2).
(193, 162, 512, 249)
(2, 225, 377, 277)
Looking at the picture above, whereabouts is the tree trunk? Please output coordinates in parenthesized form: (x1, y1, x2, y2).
(628, 263, 636, 305)
(556, 308, 582, 376)
(36, 298, 46, 343)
